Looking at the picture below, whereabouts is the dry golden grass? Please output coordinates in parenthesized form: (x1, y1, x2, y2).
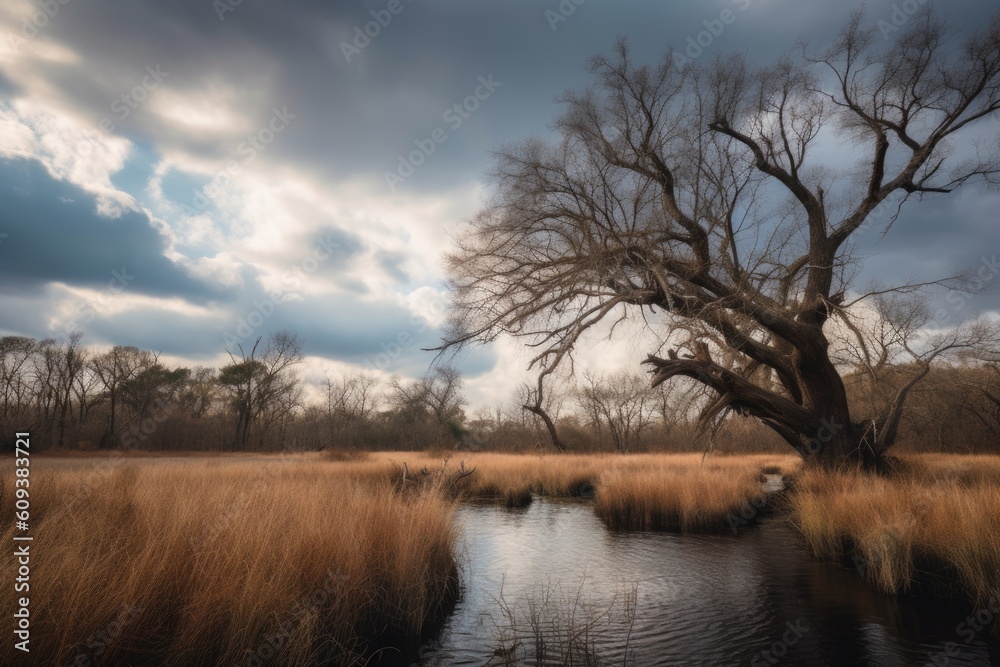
(790, 455, 1000, 602)
(593, 455, 777, 531)
(0, 456, 458, 666)
(456, 452, 604, 498)
(17, 448, 997, 665)
(352, 451, 799, 530)
(354, 452, 801, 512)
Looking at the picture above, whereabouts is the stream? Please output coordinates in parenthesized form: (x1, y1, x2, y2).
(400, 498, 999, 666)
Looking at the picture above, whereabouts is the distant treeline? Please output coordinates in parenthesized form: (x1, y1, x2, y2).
(1, 331, 998, 455)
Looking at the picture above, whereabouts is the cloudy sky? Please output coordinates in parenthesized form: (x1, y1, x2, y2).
(0, 0, 998, 409)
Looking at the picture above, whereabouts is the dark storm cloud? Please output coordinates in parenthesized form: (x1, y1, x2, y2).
(3, 0, 1000, 377)
(853, 192, 1000, 318)
(0, 156, 222, 301)
(16, 2, 993, 195)
(33, 1, 994, 193)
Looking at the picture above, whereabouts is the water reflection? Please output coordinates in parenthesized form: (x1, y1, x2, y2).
(408, 499, 999, 666)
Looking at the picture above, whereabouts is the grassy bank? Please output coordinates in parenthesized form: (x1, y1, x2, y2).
(789, 455, 1000, 603)
(0, 457, 458, 666)
(379, 449, 1000, 602)
(594, 457, 767, 531)
(10, 450, 999, 665)
(349, 451, 799, 518)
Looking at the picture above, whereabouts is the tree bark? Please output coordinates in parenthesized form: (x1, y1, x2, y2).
(523, 403, 566, 452)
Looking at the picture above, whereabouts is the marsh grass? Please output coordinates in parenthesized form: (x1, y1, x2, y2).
(366, 451, 797, 504)
(316, 451, 801, 531)
(366, 451, 799, 531)
(486, 578, 638, 667)
(789, 455, 1000, 603)
(593, 456, 773, 531)
(13, 449, 998, 665)
(0, 457, 458, 666)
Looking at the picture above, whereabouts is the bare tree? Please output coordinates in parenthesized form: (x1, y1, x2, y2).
(652, 376, 705, 436)
(0, 337, 36, 431)
(219, 331, 304, 449)
(72, 359, 102, 427)
(501, 377, 572, 451)
(441, 11, 1000, 468)
(176, 367, 220, 419)
(387, 365, 468, 446)
(576, 370, 657, 452)
(423, 365, 467, 432)
(833, 293, 933, 425)
(31, 339, 61, 430)
(2, 335, 98, 447)
(321, 372, 381, 449)
(55, 332, 87, 447)
(120, 363, 189, 429)
(832, 291, 999, 451)
(964, 363, 1000, 451)
(91, 345, 155, 447)
(324, 372, 381, 422)
(519, 376, 567, 452)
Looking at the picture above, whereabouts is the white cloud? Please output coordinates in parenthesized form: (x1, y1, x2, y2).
(151, 83, 256, 138)
(404, 286, 450, 328)
(184, 252, 246, 288)
(0, 102, 134, 215)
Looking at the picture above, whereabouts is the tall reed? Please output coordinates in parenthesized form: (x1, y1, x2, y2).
(0, 457, 459, 666)
(789, 456, 1000, 602)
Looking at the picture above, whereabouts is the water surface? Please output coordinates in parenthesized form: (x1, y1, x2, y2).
(407, 499, 999, 666)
